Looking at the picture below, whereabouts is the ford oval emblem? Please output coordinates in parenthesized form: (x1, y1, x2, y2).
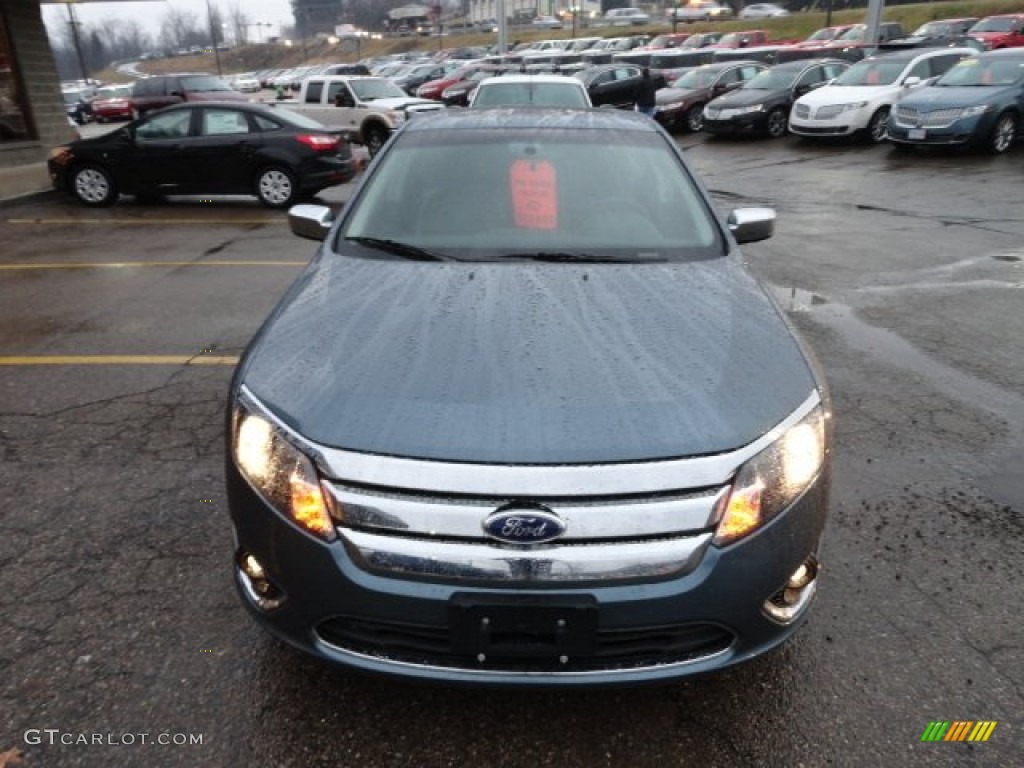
(482, 505, 566, 545)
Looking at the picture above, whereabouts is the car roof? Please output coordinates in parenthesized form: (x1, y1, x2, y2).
(403, 106, 658, 133)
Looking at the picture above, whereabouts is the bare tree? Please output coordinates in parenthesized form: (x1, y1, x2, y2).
(159, 7, 202, 51)
(225, 0, 249, 45)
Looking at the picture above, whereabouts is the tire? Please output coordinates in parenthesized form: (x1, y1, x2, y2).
(986, 112, 1017, 155)
(685, 103, 705, 133)
(765, 107, 788, 138)
(865, 107, 890, 144)
(70, 164, 118, 207)
(255, 166, 298, 209)
(364, 126, 388, 157)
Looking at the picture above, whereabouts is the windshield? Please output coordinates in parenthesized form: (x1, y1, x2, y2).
(339, 127, 721, 262)
(350, 79, 408, 100)
(838, 25, 866, 41)
(743, 69, 797, 90)
(834, 58, 906, 86)
(807, 28, 839, 41)
(937, 56, 1024, 86)
(911, 21, 950, 36)
(98, 85, 132, 98)
(180, 76, 233, 92)
(681, 34, 715, 48)
(717, 33, 744, 46)
(672, 69, 717, 89)
(969, 17, 1015, 33)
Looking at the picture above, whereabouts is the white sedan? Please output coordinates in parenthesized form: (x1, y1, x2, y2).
(789, 47, 976, 143)
(739, 4, 790, 19)
(531, 15, 564, 29)
(231, 74, 262, 93)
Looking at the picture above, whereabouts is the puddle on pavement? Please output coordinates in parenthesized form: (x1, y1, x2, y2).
(974, 449, 1024, 514)
(769, 285, 829, 313)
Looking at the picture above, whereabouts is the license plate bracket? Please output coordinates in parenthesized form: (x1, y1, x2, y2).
(908, 128, 926, 140)
(449, 594, 598, 661)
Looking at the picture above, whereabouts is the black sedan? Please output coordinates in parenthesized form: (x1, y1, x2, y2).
(703, 59, 850, 138)
(655, 61, 767, 132)
(576, 63, 666, 109)
(47, 102, 358, 208)
(226, 107, 832, 686)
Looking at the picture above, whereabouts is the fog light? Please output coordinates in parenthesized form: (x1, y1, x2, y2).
(237, 551, 284, 611)
(763, 556, 819, 624)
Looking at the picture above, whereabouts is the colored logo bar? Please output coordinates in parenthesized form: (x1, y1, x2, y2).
(921, 721, 997, 742)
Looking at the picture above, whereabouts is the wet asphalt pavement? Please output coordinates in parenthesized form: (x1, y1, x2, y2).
(0, 132, 1021, 768)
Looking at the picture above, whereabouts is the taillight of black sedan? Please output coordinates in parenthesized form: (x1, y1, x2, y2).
(47, 102, 358, 208)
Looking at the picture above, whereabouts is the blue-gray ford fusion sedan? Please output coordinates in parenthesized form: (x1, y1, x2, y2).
(226, 108, 832, 686)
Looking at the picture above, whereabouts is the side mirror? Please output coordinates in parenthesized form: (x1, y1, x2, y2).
(728, 207, 775, 244)
(118, 126, 133, 142)
(288, 204, 336, 241)
(902, 76, 921, 87)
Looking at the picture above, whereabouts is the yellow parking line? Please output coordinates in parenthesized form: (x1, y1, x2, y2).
(0, 260, 305, 270)
(0, 355, 240, 365)
(8, 217, 284, 225)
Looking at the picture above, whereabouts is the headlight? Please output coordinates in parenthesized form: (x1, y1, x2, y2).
(714, 404, 827, 546)
(961, 105, 991, 118)
(734, 104, 764, 115)
(658, 102, 683, 113)
(839, 101, 869, 112)
(48, 146, 73, 165)
(232, 402, 335, 541)
(388, 109, 406, 123)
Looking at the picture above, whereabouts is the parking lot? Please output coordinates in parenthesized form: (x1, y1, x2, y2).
(1, 131, 1021, 767)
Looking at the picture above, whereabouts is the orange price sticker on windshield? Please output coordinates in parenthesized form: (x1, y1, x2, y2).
(509, 159, 558, 230)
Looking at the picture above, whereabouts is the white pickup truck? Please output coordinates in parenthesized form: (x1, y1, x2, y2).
(276, 75, 444, 156)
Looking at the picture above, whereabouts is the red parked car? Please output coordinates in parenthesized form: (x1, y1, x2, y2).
(90, 84, 134, 122)
(416, 64, 490, 101)
(969, 14, 1024, 49)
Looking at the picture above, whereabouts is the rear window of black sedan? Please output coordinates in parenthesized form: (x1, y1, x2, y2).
(338, 127, 724, 262)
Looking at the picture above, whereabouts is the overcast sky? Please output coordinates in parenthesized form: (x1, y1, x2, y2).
(43, 0, 295, 43)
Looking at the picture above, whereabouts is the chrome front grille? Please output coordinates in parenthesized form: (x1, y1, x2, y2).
(894, 106, 965, 129)
(812, 104, 844, 120)
(324, 482, 727, 584)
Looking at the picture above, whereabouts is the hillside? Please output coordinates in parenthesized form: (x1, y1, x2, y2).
(95, 0, 1024, 83)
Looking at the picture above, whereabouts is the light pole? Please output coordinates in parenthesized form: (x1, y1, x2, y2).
(204, 0, 222, 75)
(65, 2, 89, 83)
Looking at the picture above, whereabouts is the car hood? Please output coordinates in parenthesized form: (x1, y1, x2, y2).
(797, 84, 894, 106)
(898, 84, 1012, 109)
(240, 257, 817, 464)
(710, 87, 783, 107)
(656, 87, 705, 105)
(369, 96, 444, 111)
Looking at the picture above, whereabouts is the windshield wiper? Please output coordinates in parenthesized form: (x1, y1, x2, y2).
(501, 252, 665, 263)
(345, 237, 455, 261)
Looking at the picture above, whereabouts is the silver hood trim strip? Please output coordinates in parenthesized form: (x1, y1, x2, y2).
(237, 386, 821, 496)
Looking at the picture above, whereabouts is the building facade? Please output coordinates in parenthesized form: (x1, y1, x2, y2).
(0, 0, 73, 188)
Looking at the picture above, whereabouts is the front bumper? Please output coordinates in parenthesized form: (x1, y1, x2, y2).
(887, 113, 989, 147)
(703, 112, 770, 134)
(227, 457, 829, 686)
(789, 106, 871, 137)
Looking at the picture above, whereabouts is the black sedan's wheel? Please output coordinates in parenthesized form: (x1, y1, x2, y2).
(685, 104, 704, 133)
(765, 107, 788, 139)
(70, 164, 118, 207)
(866, 107, 890, 143)
(255, 166, 298, 209)
(364, 127, 388, 157)
(987, 112, 1017, 154)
